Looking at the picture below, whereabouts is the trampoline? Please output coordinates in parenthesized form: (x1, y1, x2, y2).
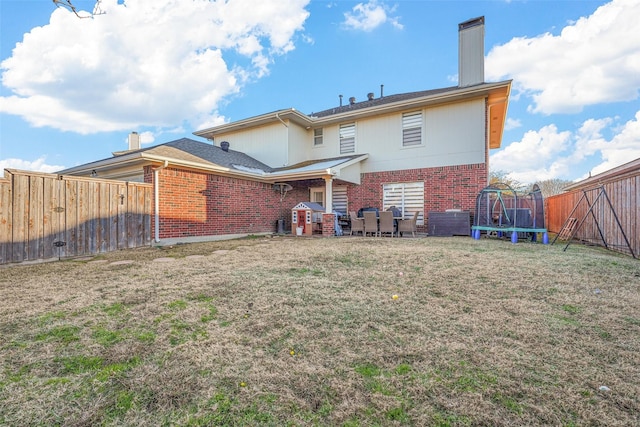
(471, 182, 548, 243)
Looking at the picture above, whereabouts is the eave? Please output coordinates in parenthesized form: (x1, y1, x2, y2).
(194, 81, 512, 141)
(59, 151, 369, 185)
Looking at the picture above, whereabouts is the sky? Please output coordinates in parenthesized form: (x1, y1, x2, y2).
(1, 0, 639, 185)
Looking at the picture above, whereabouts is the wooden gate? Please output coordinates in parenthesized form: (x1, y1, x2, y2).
(0, 169, 153, 265)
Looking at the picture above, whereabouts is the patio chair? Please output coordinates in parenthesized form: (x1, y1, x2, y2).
(363, 211, 379, 237)
(379, 211, 395, 237)
(349, 211, 364, 236)
(398, 211, 419, 237)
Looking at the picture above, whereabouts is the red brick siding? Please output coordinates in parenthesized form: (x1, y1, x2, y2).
(145, 166, 297, 239)
(144, 162, 486, 238)
(346, 163, 487, 231)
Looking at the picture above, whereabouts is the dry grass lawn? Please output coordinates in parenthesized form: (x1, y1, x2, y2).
(1, 235, 639, 426)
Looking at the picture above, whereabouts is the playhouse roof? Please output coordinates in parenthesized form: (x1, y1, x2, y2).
(292, 202, 325, 211)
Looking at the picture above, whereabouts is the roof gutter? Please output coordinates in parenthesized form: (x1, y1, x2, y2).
(153, 160, 169, 243)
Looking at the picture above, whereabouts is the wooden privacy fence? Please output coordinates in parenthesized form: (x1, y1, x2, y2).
(546, 179, 639, 258)
(0, 169, 153, 265)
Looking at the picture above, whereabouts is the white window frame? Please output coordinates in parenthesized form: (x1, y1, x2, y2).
(313, 128, 323, 146)
(339, 123, 356, 154)
(382, 182, 424, 225)
(310, 187, 324, 207)
(402, 111, 423, 148)
(332, 186, 348, 214)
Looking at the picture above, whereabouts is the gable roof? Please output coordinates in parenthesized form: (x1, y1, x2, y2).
(58, 138, 275, 179)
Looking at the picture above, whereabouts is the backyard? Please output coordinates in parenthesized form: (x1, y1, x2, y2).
(0, 235, 638, 426)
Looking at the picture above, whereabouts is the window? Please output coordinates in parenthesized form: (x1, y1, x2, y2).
(383, 182, 424, 225)
(310, 188, 324, 207)
(402, 111, 423, 147)
(332, 186, 348, 214)
(339, 123, 355, 154)
(314, 128, 323, 146)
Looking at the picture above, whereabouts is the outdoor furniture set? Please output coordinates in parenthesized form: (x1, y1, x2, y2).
(349, 210, 419, 237)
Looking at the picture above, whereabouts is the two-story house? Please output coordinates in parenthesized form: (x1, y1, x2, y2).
(59, 16, 511, 242)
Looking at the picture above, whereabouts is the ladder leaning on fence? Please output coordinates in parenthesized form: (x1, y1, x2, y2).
(557, 217, 577, 240)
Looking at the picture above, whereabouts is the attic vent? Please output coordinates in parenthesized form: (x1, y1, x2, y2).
(349, 97, 356, 105)
(220, 141, 230, 152)
(367, 92, 374, 101)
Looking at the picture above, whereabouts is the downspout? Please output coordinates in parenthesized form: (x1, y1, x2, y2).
(153, 161, 169, 243)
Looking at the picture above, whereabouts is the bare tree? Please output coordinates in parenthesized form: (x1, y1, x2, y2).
(489, 170, 526, 193)
(52, 0, 105, 18)
(534, 178, 574, 198)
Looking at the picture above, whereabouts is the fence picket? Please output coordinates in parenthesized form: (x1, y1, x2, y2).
(0, 170, 152, 264)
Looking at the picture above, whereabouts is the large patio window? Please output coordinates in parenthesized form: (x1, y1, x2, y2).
(382, 182, 424, 225)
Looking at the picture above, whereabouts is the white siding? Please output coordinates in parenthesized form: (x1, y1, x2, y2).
(459, 19, 484, 87)
(361, 98, 486, 173)
(214, 123, 288, 167)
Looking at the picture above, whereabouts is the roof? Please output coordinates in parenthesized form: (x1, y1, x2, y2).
(292, 202, 325, 211)
(194, 80, 511, 149)
(59, 137, 368, 184)
(563, 157, 640, 192)
(310, 87, 457, 118)
(58, 138, 273, 175)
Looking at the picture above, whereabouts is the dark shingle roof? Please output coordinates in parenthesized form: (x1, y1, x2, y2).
(310, 86, 459, 118)
(136, 138, 274, 172)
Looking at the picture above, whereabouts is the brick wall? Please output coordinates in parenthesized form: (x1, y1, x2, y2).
(346, 163, 487, 231)
(144, 162, 486, 238)
(144, 166, 307, 239)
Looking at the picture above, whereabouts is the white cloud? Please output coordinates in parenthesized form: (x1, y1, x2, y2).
(588, 111, 640, 175)
(343, 0, 402, 32)
(486, 0, 640, 114)
(491, 124, 572, 183)
(504, 118, 521, 131)
(491, 111, 640, 183)
(0, 156, 66, 176)
(0, 0, 310, 134)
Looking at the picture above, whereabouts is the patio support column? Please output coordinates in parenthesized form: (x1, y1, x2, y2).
(323, 175, 333, 213)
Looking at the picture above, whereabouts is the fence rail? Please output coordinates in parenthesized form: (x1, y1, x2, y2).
(1, 169, 153, 265)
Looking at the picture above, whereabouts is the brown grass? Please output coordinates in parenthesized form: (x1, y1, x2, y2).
(1, 235, 639, 426)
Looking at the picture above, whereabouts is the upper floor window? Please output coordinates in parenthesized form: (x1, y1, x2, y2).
(340, 123, 356, 154)
(314, 128, 323, 146)
(402, 111, 423, 147)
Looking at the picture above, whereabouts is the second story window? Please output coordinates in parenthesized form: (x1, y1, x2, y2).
(402, 111, 423, 147)
(339, 123, 355, 154)
(314, 128, 323, 146)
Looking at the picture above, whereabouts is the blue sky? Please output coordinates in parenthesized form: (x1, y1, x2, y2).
(1, 0, 639, 184)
